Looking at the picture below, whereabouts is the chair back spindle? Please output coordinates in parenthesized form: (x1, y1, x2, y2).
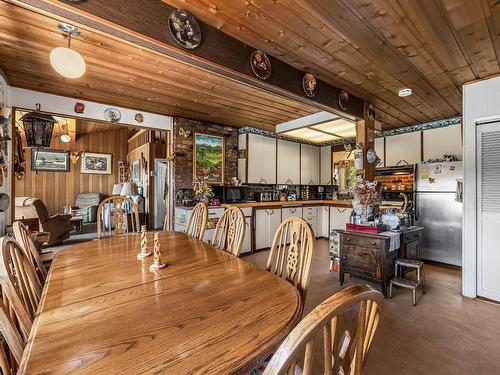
(12, 221, 47, 283)
(97, 196, 140, 238)
(263, 285, 384, 375)
(266, 217, 314, 303)
(211, 206, 245, 256)
(185, 202, 208, 240)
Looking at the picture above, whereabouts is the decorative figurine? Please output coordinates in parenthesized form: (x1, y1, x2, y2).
(137, 225, 152, 260)
(149, 232, 167, 271)
(114, 202, 124, 235)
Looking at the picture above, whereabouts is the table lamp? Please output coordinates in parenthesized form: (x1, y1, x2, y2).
(112, 183, 123, 196)
(120, 182, 138, 197)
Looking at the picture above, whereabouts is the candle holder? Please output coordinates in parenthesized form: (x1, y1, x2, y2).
(149, 232, 167, 271)
(137, 225, 152, 260)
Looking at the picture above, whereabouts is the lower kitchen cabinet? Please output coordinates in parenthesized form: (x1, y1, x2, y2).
(330, 207, 353, 232)
(255, 208, 281, 250)
(282, 206, 303, 221)
(302, 206, 319, 237)
(319, 206, 330, 237)
(240, 216, 252, 254)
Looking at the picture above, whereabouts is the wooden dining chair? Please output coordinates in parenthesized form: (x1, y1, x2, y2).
(262, 285, 384, 375)
(0, 300, 25, 375)
(12, 221, 47, 284)
(97, 196, 140, 238)
(211, 206, 245, 256)
(266, 217, 314, 303)
(185, 202, 208, 240)
(0, 237, 43, 340)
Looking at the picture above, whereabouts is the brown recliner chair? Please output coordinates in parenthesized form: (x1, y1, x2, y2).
(16, 197, 71, 246)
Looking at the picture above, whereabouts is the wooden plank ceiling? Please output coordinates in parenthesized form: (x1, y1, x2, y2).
(0, 1, 320, 131)
(165, 0, 500, 128)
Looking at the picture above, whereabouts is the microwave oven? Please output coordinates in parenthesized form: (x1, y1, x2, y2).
(212, 186, 249, 203)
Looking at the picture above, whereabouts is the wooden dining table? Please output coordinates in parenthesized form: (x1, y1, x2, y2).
(19, 231, 301, 375)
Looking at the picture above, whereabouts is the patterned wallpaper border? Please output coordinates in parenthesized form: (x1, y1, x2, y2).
(238, 116, 461, 147)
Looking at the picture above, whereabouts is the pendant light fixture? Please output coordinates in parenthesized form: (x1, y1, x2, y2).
(50, 23, 86, 79)
(20, 104, 56, 148)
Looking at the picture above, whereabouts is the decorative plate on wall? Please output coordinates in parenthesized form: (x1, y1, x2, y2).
(104, 108, 121, 123)
(250, 50, 272, 80)
(302, 73, 317, 98)
(338, 90, 349, 110)
(168, 9, 202, 49)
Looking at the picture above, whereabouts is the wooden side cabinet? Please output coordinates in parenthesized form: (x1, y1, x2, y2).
(337, 230, 397, 297)
(399, 227, 424, 260)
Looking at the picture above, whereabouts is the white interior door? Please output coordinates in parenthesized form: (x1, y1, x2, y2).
(477, 122, 500, 302)
(154, 159, 168, 230)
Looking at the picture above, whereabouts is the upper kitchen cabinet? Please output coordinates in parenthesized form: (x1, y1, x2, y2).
(385, 132, 421, 166)
(423, 124, 462, 161)
(246, 133, 277, 184)
(277, 139, 300, 185)
(320, 146, 332, 185)
(374, 138, 385, 167)
(300, 144, 320, 185)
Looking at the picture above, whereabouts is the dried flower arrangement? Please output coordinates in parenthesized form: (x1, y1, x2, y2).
(193, 177, 214, 204)
(352, 179, 382, 207)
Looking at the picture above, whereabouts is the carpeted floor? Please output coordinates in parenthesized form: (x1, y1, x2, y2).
(244, 239, 500, 375)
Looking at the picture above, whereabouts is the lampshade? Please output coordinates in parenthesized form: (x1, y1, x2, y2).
(120, 182, 138, 197)
(112, 183, 123, 195)
(50, 46, 86, 79)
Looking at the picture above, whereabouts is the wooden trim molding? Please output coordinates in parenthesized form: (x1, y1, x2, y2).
(12, 0, 364, 118)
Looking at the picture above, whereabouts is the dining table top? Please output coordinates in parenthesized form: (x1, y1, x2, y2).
(19, 231, 301, 375)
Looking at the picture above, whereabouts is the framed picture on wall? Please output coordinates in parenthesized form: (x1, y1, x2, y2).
(31, 150, 70, 172)
(81, 152, 112, 174)
(193, 133, 224, 184)
(131, 160, 140, 182)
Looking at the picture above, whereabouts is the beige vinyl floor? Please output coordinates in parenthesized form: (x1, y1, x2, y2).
(244, 239, 500, 375)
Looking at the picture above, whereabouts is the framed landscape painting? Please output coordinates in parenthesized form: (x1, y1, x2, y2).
(193, 133, 224, 183)
(31, 150, 70, 172)
(81, 152, 112, 174)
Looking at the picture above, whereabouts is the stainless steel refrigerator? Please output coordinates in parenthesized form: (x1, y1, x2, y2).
(415, 162, 463, 266)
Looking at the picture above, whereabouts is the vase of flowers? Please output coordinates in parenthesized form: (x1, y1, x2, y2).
(193, 177, 214, 205)
(352, 179, 382, 222)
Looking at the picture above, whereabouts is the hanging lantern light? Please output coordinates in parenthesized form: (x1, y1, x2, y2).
(20, 104, 56, 148)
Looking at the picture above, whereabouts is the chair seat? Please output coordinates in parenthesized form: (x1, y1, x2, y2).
(390, 276, 419, 289)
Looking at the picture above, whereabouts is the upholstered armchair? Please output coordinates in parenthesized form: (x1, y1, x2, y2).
(74, 193, 103, 223)
(16, 197, 71, 246)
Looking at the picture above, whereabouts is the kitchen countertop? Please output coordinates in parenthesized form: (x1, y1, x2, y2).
(221, 200, 352, 208)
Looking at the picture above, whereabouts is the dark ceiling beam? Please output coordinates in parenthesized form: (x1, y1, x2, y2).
(11, 0, 366, 121)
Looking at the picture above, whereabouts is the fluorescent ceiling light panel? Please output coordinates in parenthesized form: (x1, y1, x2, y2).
(283, 128, 339, 143)
(276, 111, 340, 133)
(311, 118, 356, 137)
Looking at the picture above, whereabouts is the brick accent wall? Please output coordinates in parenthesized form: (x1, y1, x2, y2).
(173, 117, 238, 191)
(375, 174, 414, 190)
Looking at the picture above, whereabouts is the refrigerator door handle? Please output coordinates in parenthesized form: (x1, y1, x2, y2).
(414, 192, 419, 221)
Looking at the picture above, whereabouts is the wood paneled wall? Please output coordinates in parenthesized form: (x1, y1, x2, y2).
(15, 128, 129, 215)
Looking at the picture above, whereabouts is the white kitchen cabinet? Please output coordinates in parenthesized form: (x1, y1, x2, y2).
(423, 124, 462, 161)
(238, 133, 246, 183)
(385, 132, 421, 166)
(319, 206, 330, 237)
(320, 146, 332, 185)
(300, 144, 320, 185)
(277, 139, 300, 184)
(329, 207, 352, 231)
(374, 137, 385, 167)
(240, 216, 252, 254)
(255, 208, 281, 250)
(247, 133, 276, 184)
(282, 206, 303, 221)
(302, 206, 319, 237)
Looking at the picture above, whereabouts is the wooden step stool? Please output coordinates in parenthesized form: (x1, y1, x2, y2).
(389, 258, 426, 306)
